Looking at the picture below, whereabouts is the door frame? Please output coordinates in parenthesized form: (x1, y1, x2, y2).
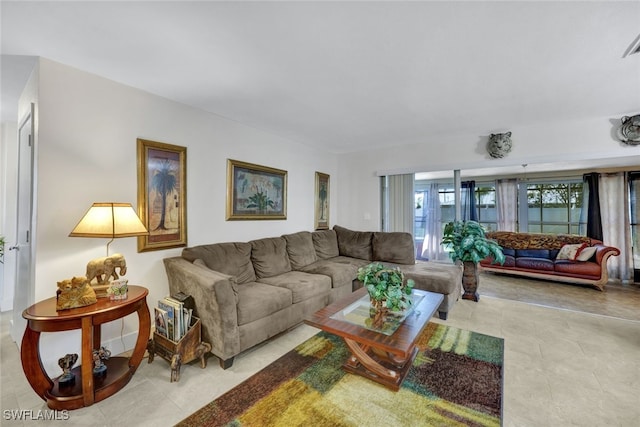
(10, 103, 36, 345)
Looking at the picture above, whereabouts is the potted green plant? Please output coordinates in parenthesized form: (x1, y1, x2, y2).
(357, 262, 415, 327)
(441, 220, 505, 301)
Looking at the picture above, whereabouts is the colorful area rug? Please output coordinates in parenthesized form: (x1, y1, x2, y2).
(178, 323, 503, 427)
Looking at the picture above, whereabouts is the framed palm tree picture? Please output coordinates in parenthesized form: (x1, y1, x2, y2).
(314, 172, 330, 230)
(137, 138, 187, 252)
(226, 159, 287, 220)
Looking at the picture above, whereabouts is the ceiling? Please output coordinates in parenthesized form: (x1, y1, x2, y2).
(1, 1, 639, 156)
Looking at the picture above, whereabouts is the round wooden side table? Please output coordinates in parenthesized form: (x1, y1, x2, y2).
(21, 285, 151, 410)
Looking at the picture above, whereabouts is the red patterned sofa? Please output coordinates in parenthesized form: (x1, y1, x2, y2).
(479, 231, 620, 291)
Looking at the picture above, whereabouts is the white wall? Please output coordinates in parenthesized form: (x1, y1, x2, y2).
(14, 58, 339, 373)
(338, 117, 640, 231)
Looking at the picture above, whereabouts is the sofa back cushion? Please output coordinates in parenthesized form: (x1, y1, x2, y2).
(333, 225, 373, 260)
(372, 232, 415, 265)
(282, 231, 318, 269)
(515, 249, 551, 259)
(486, 231, 593, 250)
(182, 242, 256, 284)
(312, 230, 339, 259)
(250, 237, 292, 278)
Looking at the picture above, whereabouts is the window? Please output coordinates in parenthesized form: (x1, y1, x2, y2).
(414, 182, 496, 237)
(524, 181, 583, 234)
(475, 185, 497, 232)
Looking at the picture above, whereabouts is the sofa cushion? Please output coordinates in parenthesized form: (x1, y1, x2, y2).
(333, 225, 373, 260)
(503, 255, 516, 267)
(182, 242, 256, 284)
(502, 248, 516, 257)
(372, 232, 415, 265)
(515, 257, 555, 271)
(282, 231, 318, 269)
(250, 237, 292, 279)
(257, 271, 331, 303)
(554, 260, 600, 277)
(400, 262, 462, 295)
(556, 243, 588, 260)
(236, 282, 293, 326)
(299, 259, 356, 289)
(515, 249, 550, 259)
(312, 230, 340, 259)
(576, 246, 597, 261)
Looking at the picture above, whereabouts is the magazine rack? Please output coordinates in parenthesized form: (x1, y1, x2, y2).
(147, 316, 211, 382)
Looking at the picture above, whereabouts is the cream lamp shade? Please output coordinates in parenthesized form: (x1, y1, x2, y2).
(69, 202, 148, 255)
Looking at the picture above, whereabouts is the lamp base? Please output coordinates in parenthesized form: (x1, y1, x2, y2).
(91, 284, 110, 298)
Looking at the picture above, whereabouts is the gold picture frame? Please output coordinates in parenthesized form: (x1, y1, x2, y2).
(137, 138, 187, 252)
(226, 159, 287, 220)
(314, 172, 330, 230)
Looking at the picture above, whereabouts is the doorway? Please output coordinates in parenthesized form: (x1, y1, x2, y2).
(10, 103, 35, 345)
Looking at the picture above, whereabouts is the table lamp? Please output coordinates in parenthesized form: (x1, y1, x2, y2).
(69, 202, 148, 297)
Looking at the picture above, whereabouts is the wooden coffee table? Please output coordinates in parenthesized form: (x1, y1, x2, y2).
(304, 287, 443, 391)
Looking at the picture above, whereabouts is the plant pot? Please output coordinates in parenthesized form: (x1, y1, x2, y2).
(368, 301, 389, 329)
(461, 260, 480, 302)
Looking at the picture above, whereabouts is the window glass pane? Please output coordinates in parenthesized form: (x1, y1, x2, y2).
(528, 206, 541, 221)
(480, 208, 497, 221)
(545, 224, 569, 234)
(543, 207, 568, 222)
(441, 206, 455, 223)
(528, 224, 542, 233)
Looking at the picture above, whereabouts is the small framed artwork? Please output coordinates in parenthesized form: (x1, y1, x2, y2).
(314, 172, 330, 230)
(226, 159, 287, 220)
(137, 138, 187, 252)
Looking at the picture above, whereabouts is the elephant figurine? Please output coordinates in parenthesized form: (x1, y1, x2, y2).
(86, 253, 127, 285)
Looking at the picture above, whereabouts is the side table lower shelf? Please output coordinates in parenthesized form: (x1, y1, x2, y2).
(47, 357, 132, 406)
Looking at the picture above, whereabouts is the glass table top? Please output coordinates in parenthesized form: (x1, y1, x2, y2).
(330, 292, 424, 336)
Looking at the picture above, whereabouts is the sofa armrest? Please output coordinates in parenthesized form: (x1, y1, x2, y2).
(163, 257, 240, 361)
(593, 244, 620, 266)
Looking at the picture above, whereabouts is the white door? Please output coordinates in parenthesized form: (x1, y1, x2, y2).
(10, 104, 35, 345)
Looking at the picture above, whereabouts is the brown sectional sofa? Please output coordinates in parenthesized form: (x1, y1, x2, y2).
(163, 225, 462, 369)
(479, 231, 620, 291)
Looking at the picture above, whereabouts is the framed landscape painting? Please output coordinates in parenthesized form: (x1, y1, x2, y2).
(137, 138, 187, 252)
(315, 172, 330, 230)
(226, 159, 287, 220)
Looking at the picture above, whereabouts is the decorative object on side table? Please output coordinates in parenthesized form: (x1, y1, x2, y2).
(57, 353, 78, 388)
(137, 138, 188, 252)
(69, 202, 148, 297)
(617, 114, 640, 145)
(56, 276, 97, 311)
(92, 346, 111, 378)
(441, 220, 505, 301)
(357, 262, 415, 328)
(107, 279, 128, 300)
(487, 131, 513, 158)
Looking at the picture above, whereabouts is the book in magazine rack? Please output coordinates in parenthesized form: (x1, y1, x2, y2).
(147, 296, 211, 382)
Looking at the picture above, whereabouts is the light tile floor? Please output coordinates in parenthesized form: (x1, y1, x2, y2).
(1, 275, 639, 426)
